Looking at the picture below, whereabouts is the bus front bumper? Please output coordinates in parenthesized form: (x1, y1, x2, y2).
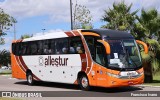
(106, 72, 144, 87)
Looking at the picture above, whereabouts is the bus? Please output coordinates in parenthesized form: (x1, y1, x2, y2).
(11, 29, 148, 90)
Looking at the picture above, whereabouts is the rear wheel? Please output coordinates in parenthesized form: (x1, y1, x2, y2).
(27, 72, 34, 85)
(79, 75, 90, 91)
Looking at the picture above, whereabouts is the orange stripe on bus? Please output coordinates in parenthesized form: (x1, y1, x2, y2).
(72, 30, 81, 36)
(80, 54, 87, 71)
(73, 30, 93, 74)
(64, 32, 74, 37)
(15, 56, 26, 72)
(19, 56, 41, 81)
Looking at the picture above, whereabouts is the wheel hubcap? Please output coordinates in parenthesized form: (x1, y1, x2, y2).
(81, 77, 88, 88)
(28, 75, 32, 83)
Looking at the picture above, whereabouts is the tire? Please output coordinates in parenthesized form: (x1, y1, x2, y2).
(27, 72, 34, 85)
(79, 75, 90, 91)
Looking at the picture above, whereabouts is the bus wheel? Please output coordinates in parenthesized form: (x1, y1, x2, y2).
(79, 75, 90, 91)
(27, 72, 34, 85)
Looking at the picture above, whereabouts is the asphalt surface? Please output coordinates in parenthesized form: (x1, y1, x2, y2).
(0, 75, 160, 100)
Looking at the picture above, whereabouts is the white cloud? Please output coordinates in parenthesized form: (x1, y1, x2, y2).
(33, 29, 64, 36)
(0, 0, 159, 51)
(0, 0, 160, 23)
(0, 29, 64, 50)
(0, 0, 70, 21)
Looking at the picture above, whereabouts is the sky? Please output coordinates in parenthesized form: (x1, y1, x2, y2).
(0, 0, 160, 50)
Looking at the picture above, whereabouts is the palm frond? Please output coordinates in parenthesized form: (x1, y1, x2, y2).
(141, 51, 151, 62)
(151, 58, 160, 74)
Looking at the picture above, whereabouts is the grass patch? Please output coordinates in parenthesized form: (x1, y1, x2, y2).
(143, 72, 160, 86)
(0, 98, 22, 100)
(0, 70, 12, 75)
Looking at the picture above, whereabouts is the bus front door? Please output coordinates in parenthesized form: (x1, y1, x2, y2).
(95, 42, 108, 87)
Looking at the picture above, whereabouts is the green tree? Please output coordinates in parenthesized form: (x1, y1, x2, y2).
(101, 1, 138, 32)
(20, 34, 33, 39)
(134, 9, 160, 82)
(0, 8, 17, 44)
(0, 49, 10, 67)
(73, 0, 93, 29)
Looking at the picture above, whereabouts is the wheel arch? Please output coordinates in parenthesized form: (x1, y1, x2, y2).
(26, 69, 32, 77)
(77, 71, 88, 84)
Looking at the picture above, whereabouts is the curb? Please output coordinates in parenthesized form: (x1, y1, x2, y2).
(135, 85, 160, 88)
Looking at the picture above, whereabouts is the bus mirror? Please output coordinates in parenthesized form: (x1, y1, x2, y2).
(97, 40, 111, 55)
(136, 40, 148, 54)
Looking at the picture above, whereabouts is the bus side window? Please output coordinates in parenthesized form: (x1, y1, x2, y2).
(37, 40, 43, 55)
(31, 42, 38, 55)
(12, 43, 16, 55)
(96, 42, 106, 66)
(55, 38, 68, 54)
(26, 42, 31, 55)
(43, 40, 49, 55)
(55, 39, 61, 54)
(69, 37, 84, 54)
(18, 43, 22, 55)
(12, 43, 19, 56)
(49, 39, 55, 54)
(21, 42, 27, 55)
(85, 36, 95, 59)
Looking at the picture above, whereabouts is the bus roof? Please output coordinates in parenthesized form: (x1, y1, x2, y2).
(12, 29, 134, 43)
(81, 29, 134, 39)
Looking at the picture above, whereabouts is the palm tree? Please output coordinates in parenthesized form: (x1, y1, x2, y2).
(0, 49, 11, 67)
(101, 1, 138, 32)
(134, 8, 160, 82)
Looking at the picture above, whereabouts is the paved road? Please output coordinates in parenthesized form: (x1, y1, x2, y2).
(0, 75, 160, 100)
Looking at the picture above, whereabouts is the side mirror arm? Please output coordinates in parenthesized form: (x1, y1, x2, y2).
(136, 40, 148, 54)
(97, 40, 111, 55)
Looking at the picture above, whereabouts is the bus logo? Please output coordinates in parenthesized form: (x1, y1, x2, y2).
(39, 56, 44, 66)
(38, 56, 69, 67)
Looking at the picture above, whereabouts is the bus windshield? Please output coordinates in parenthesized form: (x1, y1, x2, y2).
(106, 39, 142, 69)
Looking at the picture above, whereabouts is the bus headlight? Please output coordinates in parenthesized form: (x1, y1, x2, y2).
(106, 72, 120, 78)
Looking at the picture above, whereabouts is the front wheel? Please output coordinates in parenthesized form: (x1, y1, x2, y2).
(79, 75, 90, 91)
(27, 72, 34, 85)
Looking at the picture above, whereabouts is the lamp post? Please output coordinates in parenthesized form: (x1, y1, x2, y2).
(14, 23, 16, 40)
(70, 0, 73, 30)
(42, 29, 46, 35)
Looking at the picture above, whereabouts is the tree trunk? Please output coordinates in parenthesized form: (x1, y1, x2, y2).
(143, 62, 153, 83)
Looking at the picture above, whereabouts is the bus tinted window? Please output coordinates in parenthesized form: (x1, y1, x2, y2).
(12, 37, 85, 55)
(21, 42, 28, 55)
(30, 42, 38, 55)
(37, 40, 43, 55)
(15, 43, 20, 56)
(49, 39, 55, 54)
(69, 37, 84, 54)
(85, 36, 95, 59)
(55, 38, 68, 54)
(12, 43, 16, 55)
(96, 42, 106, 66)
(43, 40, 49, 55)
